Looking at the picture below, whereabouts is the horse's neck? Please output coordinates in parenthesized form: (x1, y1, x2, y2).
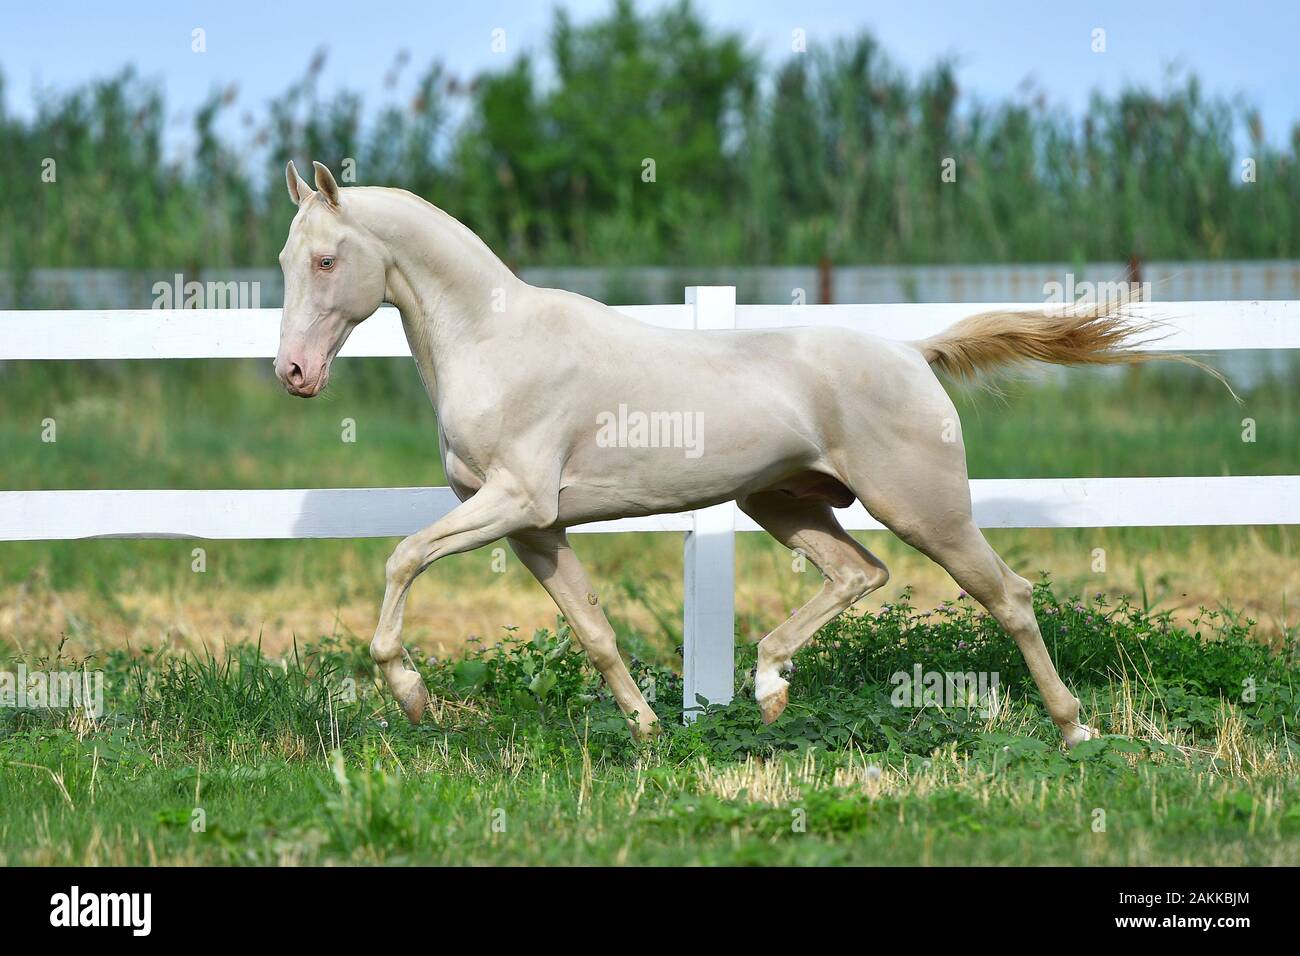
(353, 188, 520, 399)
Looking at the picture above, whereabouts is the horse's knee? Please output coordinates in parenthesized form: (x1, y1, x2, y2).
(997, 574, 1037, 631)
(1006, 573, 1033, 603)
(827, 561, 889, 605)
(385, 536, 425, 583)
(827, 569, 868, 603)
(582, 634, 622, 673)
(863, 560, 890, 595)
(574, 624, 624, 676)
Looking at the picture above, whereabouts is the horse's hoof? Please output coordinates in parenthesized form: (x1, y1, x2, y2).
(1063, 723, 1095, 749)
(392, 671, 429, 725)
(631, 717, 661, 742)
(756, 669, 790, 724)
(758, 682, 789, 724)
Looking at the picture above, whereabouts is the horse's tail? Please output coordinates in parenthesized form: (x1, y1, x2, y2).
(914, 300, 1237, 399)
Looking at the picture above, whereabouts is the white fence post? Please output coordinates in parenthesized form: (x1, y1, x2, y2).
(682, 286, 737, 719)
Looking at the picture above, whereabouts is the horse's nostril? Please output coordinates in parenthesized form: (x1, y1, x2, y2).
(287, 362, 305, 387)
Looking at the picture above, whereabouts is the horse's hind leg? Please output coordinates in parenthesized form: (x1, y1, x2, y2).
(900, 519, 1093, 746)
(739, 491, 890, 723)
(856, 454, 1096, 748)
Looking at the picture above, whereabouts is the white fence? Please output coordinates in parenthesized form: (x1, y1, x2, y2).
(3, 289, 1299, 713)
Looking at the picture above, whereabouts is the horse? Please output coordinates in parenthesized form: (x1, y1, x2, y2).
(274, 160, 1208, 748)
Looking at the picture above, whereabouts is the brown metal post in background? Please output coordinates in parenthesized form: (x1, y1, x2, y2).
(1127, 253, 1144, 298)
(1125, 252, 1144, 390)
(818, 254, 833, 304)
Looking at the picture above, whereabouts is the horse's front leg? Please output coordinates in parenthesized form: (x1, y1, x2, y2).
(372, 478, 551, 723)
(509, 529, 659, 738)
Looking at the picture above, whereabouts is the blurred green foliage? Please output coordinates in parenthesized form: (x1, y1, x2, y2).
(3, 0, 1298, 274)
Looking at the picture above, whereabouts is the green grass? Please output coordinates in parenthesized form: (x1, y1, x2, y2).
(2, 586, 1296, 865)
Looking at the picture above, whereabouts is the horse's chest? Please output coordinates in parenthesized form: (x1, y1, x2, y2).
(434, 371, 539, 497)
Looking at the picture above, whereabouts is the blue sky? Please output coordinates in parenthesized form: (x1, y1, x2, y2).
(2, 0, 1298, 152)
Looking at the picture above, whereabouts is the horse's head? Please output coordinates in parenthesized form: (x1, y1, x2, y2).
(274, 161, 388, 397)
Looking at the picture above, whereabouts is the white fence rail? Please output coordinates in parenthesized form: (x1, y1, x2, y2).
(9, 299, 1300, 359)
(7, 476, 1299, 541)
(3, 288, 1298, 713)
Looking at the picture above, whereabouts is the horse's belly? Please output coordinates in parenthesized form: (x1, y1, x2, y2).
(553, 446, 819, 527)
(552, 479, 716, 526)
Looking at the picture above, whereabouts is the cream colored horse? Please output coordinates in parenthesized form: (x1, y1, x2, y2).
(275, 161, 1191, 748)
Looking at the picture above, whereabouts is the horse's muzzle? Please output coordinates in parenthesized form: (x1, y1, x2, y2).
(274, 355, 328, 397)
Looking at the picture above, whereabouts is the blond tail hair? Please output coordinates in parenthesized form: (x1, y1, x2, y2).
(915, 299, 1238, 401)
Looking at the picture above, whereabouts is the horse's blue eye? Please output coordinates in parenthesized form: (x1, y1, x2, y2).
(320, 257, 334, 270)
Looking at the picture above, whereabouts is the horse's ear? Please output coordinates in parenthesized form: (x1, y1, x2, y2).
(313, 161, 341, 207)
(285, 160, 314, 206)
